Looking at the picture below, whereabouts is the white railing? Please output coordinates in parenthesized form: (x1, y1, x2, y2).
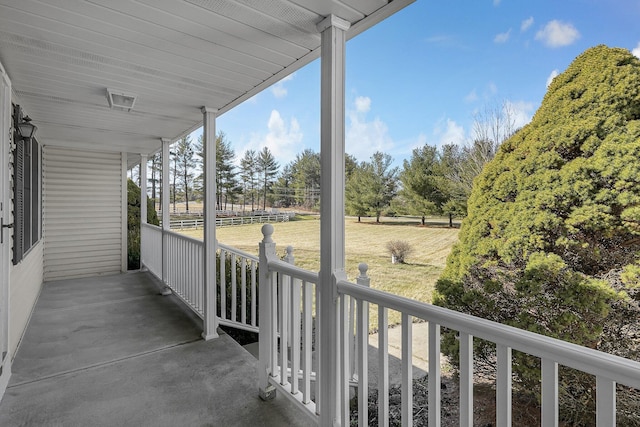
(141, 223, 162, 277)
(165, 231, 205, 317)
(337, 279, 640, 426)
(217, 242, 259, 333)
(140, 224, 259, 332)
(258, 235, 320, 417)
(256, 224, 640, 427)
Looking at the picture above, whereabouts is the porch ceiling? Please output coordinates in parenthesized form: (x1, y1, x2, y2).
(0, 0, 413, 159)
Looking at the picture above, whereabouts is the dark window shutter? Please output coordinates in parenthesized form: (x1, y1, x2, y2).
(13, 139, 24, 264)
(31, 139, 40, 245)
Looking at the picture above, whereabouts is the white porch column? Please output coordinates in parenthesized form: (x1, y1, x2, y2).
(140, 154, 148, 225)
(121, 151, 128, 272)
(202, 106, 219, 340)
(161, 138, 172, 295)
(317, 14, 350, 427)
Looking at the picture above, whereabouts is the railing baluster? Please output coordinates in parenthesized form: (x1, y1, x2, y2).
(340, 294, 350, 427)
(402, 313, 413, 426)
(251, 260, 257, 327)
(496, 344, 512, 427)
(349, 290, 356, 382)
(378, 306, 389, 427)
(198, 243, 203, 314)
(220, 249, 226, 320)
(231, 253, 237, 322)
(302, 280, 312, 404)
(357, 296, 369, 427)
(241, 257, 247, 325)
(541, 358, 558, 427)
(278, 272, 288, 386)
(596, 376, 616, 426)
(459, 332, 473, 427)
(357, 264, 370, 427)
(283, 247, 294, 362)
(291, 277, 301, 396)
(315, 282, 321, 415)
(270, 270, 278, 381)
(428, 322, 441, 427)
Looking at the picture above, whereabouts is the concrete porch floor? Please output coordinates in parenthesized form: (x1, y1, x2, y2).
(0, 271, 316, 426)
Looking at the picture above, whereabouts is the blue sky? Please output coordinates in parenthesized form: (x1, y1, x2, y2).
(191, 0, 640, 168)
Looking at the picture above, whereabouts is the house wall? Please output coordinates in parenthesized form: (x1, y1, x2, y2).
(8, 241, 43, 360)
(43, 146, 124, 281)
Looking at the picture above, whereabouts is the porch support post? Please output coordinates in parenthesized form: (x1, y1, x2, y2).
(121, 151, 128, 272)
(317, 14, 350, 427)
(140, 154, 148, 226)
(202, 106, 219, 340)
(161, 138, 172, 295)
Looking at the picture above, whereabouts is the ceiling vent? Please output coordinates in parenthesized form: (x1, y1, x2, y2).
(107, 88, 137, 111)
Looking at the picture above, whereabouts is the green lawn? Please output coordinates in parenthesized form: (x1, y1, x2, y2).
(180, 215, 459, 327)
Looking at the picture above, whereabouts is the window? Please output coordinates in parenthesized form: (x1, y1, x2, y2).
(11, 105, 41, 264)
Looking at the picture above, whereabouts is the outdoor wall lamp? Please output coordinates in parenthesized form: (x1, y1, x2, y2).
(17, 115, 37, 140)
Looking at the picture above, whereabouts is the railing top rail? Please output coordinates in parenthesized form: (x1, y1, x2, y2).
(163, 228, 204, 246)
(218, 242, 259, 262)
(267, 258, 318, 284)
(337, 279, 640, 389)
(141, 222, 162, 231)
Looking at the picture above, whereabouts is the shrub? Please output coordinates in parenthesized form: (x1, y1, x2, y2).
(434, 46, 640, 424)
(127, 179, 160, 269)
(386, 240, 412, 264)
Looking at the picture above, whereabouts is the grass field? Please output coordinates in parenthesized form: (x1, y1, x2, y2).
(179, 215, 459, 327)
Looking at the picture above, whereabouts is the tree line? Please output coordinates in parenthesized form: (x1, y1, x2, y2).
(133, 101, 515, 219)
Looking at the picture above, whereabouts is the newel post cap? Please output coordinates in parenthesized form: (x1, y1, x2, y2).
(358, 262, 369, 277)
(261, 224, 274, 243)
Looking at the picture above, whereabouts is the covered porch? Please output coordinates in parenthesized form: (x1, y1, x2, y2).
(0, 271, 314, 426)
(2, 1, 640, 425)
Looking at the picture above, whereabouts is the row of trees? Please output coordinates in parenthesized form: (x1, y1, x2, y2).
(133, 101, 516, 219)
(140, 133, 280, 213)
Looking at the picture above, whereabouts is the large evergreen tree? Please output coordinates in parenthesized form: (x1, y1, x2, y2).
(435, 46, 640, 423)
(290, 149, 321, 209)
(240, 149, 258, 212)
(398, 144, 447, 225)
(257, 147, 279, 210)
(345, 152, 398, 222)
(345, 161, 372, 222)
(173, 136, 196, 211)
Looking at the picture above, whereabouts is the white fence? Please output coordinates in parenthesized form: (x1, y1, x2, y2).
(167, 214, 291, 230)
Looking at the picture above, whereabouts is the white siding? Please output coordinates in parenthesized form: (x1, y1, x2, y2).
(43, 147, 123, 280)
(9, 241, 43, 360)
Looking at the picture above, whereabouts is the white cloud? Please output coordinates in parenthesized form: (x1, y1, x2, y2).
(633, 42, 640, 58)
(243, 110, 303, 165)
(494, 29, 512, 44)
(535, 20, 580, 48)
(354, 96, 371, 113)
(345, 97, 395, 161)
(270, 73, 295, 98)
(521, 16, 534, 32)
(433, 118, 466, 147)
(493, 0, 501, 6)
(546, 69, 559, 87)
